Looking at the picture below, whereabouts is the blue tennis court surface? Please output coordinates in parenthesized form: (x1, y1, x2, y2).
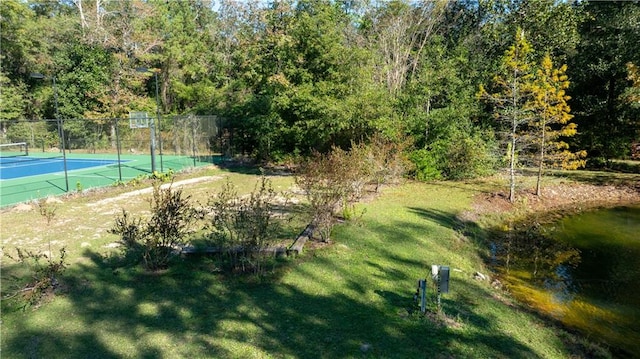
(0, 153, 217, 207)
(0, 157, 125, 180)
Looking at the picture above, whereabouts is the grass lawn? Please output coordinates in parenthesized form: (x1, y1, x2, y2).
(2, 166, 634, 358)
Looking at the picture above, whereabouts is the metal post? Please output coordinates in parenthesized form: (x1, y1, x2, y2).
(150, 114, 157, 174)
(136, 67, 158, 173)
(31, 73, 69, 192)
(115, 118, 122, 182)
(419, 279, 427, 313)
(154, 71, 163, 173)
(53, 76, 69, 192)
(192, 116, 197, 167)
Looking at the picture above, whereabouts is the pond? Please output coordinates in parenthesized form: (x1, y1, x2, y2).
(492, 206, 640, 356)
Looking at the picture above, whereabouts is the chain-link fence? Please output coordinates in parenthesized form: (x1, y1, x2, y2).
(0, 115, 221, 204)
(4, 114, 219, 159)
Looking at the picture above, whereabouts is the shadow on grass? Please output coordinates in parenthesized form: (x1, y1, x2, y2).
(3, 194, 548, 358)
(406, 206, 492, 263)
(3, 249, 540, 358)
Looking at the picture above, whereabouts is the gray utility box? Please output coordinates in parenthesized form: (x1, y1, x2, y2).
(438, 266, 450, 293)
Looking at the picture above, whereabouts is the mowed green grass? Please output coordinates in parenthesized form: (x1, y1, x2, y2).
(1, 169, 595, 358)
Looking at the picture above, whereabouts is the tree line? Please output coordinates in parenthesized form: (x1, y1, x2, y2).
(1, 1, 639, 183)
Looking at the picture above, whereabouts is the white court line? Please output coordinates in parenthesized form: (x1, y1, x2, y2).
(0, 158, 63, 169)
(0, 158, 137, 180)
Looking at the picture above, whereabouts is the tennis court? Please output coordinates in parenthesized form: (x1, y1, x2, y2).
(0, 115, 223, 207)
(0, 150, 217, 208)
(1, 156, 127, 180)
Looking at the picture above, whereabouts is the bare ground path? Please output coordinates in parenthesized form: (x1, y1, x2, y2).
(1, 176, 224, 256)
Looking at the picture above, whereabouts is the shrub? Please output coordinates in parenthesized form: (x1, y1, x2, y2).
(296, 150, 349, 241)
(410, 132, 497, 181)
(409, 149, 442, 181)
(295, 145, 378, 241)
(205, 177, 283, 274)
(366, 134, 411, 191)
(110, 181, 195, 271)
(439, 132, 497, 179)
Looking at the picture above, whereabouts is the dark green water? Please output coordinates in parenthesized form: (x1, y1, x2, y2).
(553, 206, 640, 308)
(494, 206, 640, 356)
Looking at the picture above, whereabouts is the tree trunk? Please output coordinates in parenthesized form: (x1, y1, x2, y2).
(509, 66, 518, 203)
(535, 145, 544, 197)
(536, 96, 547, 197)
(509, 130, 516, 203)
(110, 122, 117, 149)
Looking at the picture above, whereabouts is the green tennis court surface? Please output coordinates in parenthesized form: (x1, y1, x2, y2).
(0, 153, 217, 208)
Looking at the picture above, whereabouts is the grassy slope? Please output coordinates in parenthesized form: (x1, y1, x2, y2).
(1, 170, 603, 358)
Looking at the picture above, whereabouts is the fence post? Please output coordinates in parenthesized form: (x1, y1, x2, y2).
(115, 118, 122, 182)
(192, 115, 197, 167)
(57, 118, 69, 192)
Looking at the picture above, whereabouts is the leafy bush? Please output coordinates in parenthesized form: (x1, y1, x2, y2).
(409, 149, 442, 181)
(438, 132, 497, 179)
(204, 177, 283, 274)
(363, 134, 411, 192)
(110, 181, 195, 271)
(410, 132, 497, 181)
(295, 144, 384, 241)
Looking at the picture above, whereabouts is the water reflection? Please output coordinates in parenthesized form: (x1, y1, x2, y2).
(491, 206, 640, 356)
(544, 264, 575, 303)
(491, 220, 581, 302)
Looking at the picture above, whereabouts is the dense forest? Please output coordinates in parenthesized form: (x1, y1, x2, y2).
(1, 0, 639, 179)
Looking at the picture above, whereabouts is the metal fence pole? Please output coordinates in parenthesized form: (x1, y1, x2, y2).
(115, 118, 122, 182)
(192, 116, 197, 167)
(150, 115, 157, 173)
(53, 76, 69, 192)
(155, 73, 164, 173)
(158, 121, 164, 172)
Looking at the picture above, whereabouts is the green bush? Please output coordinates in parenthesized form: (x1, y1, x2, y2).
(110, 181, 195, 271)
(438, 132, 497, 180)
(204, 177, 283, 274)
(410, 132, 496, 181)
(295, 148, 366, 241)
(409, 149, 442, 181)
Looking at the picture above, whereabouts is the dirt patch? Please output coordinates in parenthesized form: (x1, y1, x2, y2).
(87, 176, 223, 208)
(462, 183, 640, 222)
(11, 203, 34, 213)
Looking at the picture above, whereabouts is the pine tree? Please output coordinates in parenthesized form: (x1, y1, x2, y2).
(530, 54, 585, 196)
(479, 29, 535, 203)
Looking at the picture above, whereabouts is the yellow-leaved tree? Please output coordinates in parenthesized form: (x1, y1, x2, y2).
(479, 29, 536, 203)
(530, 54, 586, 196)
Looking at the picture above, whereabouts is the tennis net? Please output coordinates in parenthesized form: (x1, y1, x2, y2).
(0, 142, 29, 159)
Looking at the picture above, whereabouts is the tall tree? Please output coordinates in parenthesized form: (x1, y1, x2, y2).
(0, 71, 27, 134)
(480, 29, 535, 202)
(568, 1, 640, 161)
(363, 0, 447, 96)
(477, 0, 581, 62)
(0, 0, 36, 79)
(530, 54, 584, 196)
